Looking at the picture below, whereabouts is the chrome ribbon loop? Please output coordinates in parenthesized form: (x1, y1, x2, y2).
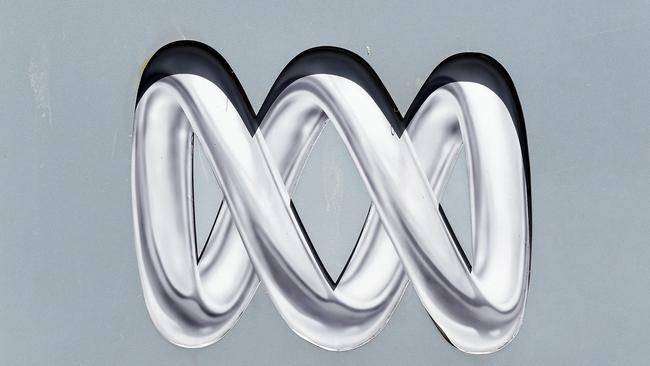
(132, 43, 530, 354)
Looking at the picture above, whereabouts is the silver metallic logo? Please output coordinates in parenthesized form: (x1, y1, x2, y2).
(132, 41, 531, 353)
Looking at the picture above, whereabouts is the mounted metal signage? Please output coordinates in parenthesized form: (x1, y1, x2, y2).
(132, 41, 531, 354)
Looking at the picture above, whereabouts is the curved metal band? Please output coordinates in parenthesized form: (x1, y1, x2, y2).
(133, 61, 530, 353)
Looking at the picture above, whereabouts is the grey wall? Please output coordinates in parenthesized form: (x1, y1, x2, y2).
(1, 1, 649, 364)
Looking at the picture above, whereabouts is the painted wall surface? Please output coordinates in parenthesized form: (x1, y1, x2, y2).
(1, 1, 648, 364)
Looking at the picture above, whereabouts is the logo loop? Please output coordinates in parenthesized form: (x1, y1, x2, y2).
(132, 42, 531, 353)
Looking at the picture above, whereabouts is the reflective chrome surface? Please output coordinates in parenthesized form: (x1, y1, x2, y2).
(133, 70, 530, 353)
